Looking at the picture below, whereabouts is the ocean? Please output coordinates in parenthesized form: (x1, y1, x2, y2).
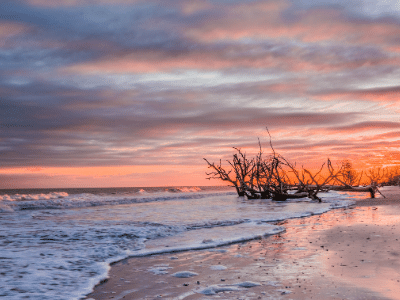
(0, 186, 362, 299)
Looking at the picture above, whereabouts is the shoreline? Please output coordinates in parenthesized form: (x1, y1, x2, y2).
(86, 188, 400, 300)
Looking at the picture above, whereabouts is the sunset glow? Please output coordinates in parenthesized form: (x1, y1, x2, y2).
(1, 0, 399, 188)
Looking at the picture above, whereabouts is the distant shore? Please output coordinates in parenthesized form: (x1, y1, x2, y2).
(87, 187, 400, 300)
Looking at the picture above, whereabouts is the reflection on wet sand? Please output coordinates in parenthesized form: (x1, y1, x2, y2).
(88, 189, 400, 300)
(319, 206, 400, 300)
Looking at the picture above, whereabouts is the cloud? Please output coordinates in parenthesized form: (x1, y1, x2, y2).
(0, 21, 28, 38)
(329, 121, 400, 132)
(3, 0, 400, 79)
(0, 75, 362, 167)
(185, 1, 400, 46)
(361, 130, 400, 141)
(0, 164, 211, 188)
(0, 2, 191, 73)
(22, 0, 145, 7)
(312, 85, 400, 103)
(1, 0, 400, 188)
(65, 42, 398, 77)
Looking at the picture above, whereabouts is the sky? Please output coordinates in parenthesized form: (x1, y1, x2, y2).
(0, 0, 400, 188)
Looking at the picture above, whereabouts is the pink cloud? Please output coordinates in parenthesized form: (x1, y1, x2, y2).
(184, 3, 400, 46)
(258, 80, 308, 94)
(0, 22, 30, 47)
(312, 86, 400, 103)
(65, 46, 395, 75)
(65, 48, 299, 74)
(0, 22, 28, 38)
(179, 0, 214, 15)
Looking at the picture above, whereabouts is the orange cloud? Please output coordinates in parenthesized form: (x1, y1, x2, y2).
(353, 87, 400, 102)
(0, 165, 217, 188)
(258, 125, 400, 169)
(362, 131, 400, 141)
(1, 166, 155, 176)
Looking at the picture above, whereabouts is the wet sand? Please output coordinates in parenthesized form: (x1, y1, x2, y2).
(86, 188, 400, 300)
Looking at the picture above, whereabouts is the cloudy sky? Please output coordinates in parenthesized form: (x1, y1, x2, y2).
(1, 0, 400, 188)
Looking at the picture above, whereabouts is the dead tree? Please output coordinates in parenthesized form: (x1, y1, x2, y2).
(228, 148, 257, 197)
(385, 166, 400, 186)
(327, 161, 384, 198)
(366, 167, 385, 186)
(204, 146, 258, 197)
(204, 128, 380, 200)
(300, 163, 333, 202)
(338, 160, 364, 187)
(204, 158, 244, 196)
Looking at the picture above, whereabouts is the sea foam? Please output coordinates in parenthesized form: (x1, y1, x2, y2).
(0, 188, 355, 300)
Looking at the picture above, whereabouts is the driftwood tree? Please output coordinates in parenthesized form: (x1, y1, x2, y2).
(366, 167, 385, 186)
(366, 165, 400, 186)
(203, 158, 244, 196)
(385, 166, 400, 186)
(204, 130, 338, 202)
(337, 160, 364, 187)
(204, 129, 386, 200)
(286, 159, 340, 201)
(325, 160, 384, 198)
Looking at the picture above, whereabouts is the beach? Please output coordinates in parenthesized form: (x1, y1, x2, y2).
(87, 187, 400, 300)
(1, 186, 398, 299)
(4, 1, 400, 299)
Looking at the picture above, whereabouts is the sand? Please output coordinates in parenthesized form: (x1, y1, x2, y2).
(86, 188, 400, 300)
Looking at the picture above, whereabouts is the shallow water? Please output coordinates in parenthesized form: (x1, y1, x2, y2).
(0, 186, 358, 299)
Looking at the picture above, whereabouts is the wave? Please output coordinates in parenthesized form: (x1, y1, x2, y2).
(126, 222, 285, 258)
(165, 187, 202, 193)
(0, 186, 207, 201)
(0, 190, 235, 212)
(0, 192, 68, 201)
(0, 190, 356, 300)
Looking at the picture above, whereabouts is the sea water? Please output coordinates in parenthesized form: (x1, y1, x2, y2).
(0, 186, 359, 300)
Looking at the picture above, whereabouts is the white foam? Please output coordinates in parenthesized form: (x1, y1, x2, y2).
(172, 271, 199, 278)
(0, 203, 14, 212)
(0, 190, 234, 211)
(266, 281, 282, 287)
(0, 189, 355, 300)
(198, 281, 262, 295)
(148, 266, 172, 275)
(0, 212, 182, 300)
(165, 187, 202, 193)
(210, 265, 227, 270)
(128, 223, 285, 257)
(208, 249, 227, 253)
(0, 191, 68, 201)
(199, 284, 242, 295)
(236, 281, 261, 288)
